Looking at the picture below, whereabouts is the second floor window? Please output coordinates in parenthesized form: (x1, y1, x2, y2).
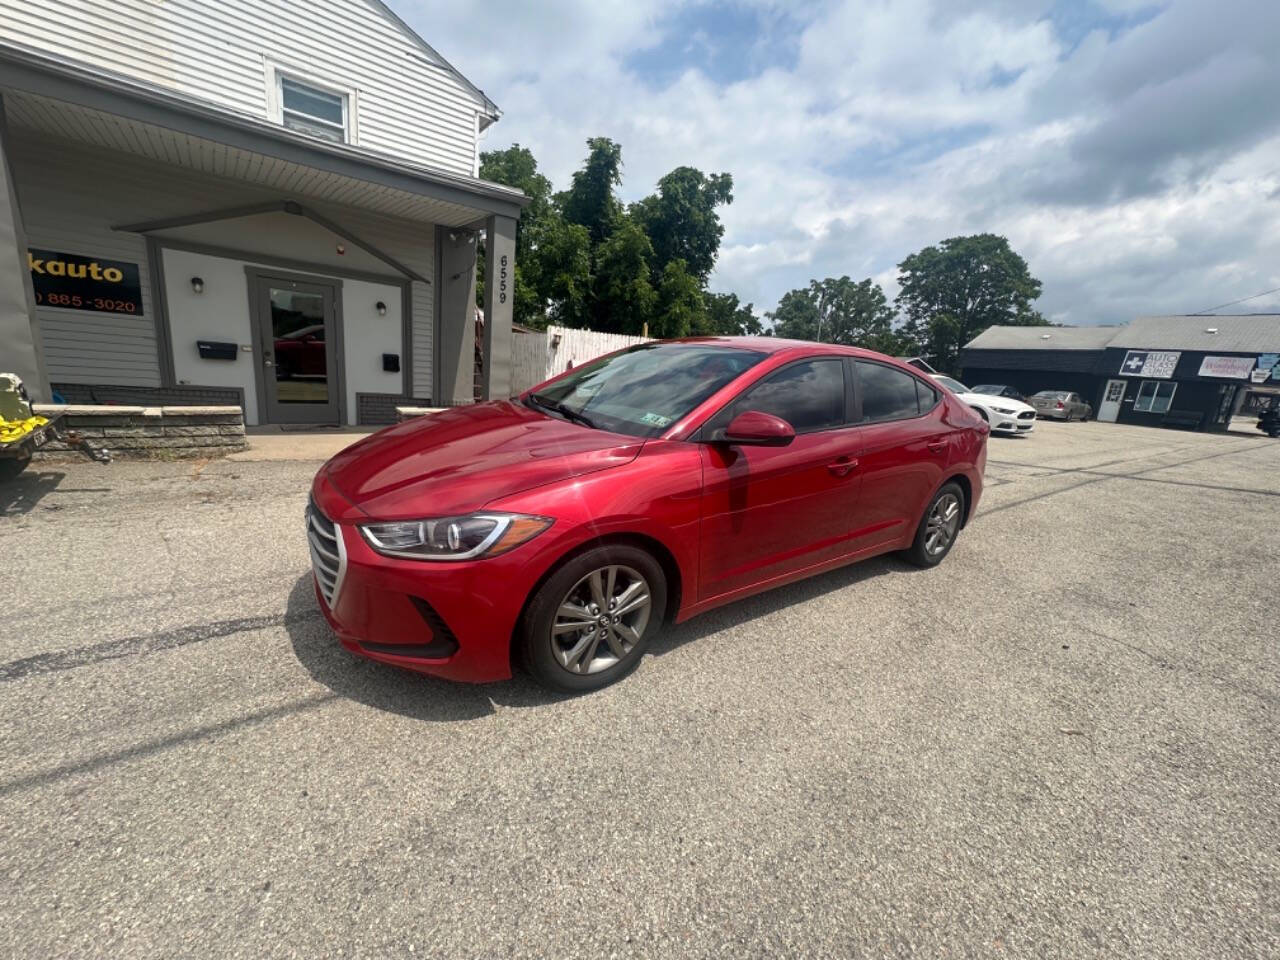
(279, 75, 348, 143)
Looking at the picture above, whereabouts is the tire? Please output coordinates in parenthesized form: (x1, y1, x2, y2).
(0, 457, 30, 483)
(971, 406, 989, 422)
(519, 544, 668, 693)
(903, 482, 966, 569)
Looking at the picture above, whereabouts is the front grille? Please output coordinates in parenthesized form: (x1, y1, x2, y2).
(1018, 411, 1035, 420)
(307, 499, 346, 608)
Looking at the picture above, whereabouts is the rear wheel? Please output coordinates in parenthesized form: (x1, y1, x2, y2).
(904, 482, 965, 568)
(520, 544, 667, 692)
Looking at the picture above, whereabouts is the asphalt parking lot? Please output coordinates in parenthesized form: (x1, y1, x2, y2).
(2, 422, 1277, 959)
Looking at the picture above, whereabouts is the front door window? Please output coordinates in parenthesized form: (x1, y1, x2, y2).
(270, 288, 329, 404)
(253, 274, 341, 424)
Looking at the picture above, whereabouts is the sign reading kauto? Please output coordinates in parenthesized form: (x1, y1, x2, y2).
(1197, 355, 1256, 379)
(1119, 350, 1180, 378)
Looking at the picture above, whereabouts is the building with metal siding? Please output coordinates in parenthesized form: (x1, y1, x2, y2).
(0, 2, 525, 425)
(961, 316, 1280, 432)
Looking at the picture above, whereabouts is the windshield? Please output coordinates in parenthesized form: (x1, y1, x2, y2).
(529, 343, 765, 438)
(970, 384, 1004, 394)
(934, 376, 970, 393)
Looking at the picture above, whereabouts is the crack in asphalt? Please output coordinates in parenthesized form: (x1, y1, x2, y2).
(0, 610, 323, 684)
(978, 439, 1274, 517)
(0, 692, 339, 797)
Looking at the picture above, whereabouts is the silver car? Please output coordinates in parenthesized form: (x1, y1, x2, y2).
(1030, 390, 1092, 421)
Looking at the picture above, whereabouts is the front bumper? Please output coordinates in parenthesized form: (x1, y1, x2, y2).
(991, 418, 1035, 434)
(308, 475, 538, 683)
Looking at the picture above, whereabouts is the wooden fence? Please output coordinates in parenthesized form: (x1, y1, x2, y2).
(511, 325, 651, 394)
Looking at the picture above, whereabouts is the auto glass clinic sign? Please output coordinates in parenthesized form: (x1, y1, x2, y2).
(1119, 349, 1179, 378)
(28, 249, 144, 316)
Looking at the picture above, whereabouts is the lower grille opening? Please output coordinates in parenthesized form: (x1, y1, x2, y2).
(358, 596, 460, 660)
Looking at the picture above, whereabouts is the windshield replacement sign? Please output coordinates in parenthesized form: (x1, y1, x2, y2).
(1119, 350, 1179, 378)
(28, 249, 144, 316)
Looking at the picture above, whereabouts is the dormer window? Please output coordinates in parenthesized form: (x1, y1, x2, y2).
(272, 71, 353, 143)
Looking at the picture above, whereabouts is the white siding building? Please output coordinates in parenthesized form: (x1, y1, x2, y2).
(0, 0, 524, 424)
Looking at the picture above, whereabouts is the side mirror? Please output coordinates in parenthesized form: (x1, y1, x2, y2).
(722, 410, 795, 447)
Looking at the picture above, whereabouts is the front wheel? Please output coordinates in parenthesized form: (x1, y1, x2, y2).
(519, 544, 668, 692)
(904, 482, 965, 568)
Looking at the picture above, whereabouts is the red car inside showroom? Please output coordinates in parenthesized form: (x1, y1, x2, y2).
(308, 338, 988, 691)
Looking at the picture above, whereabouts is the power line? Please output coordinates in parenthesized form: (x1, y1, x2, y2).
(1190, 285, 1280, 315)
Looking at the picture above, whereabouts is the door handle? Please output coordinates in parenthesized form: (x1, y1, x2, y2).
(926, 440, 947, 454)
(827, 456, 858, 477)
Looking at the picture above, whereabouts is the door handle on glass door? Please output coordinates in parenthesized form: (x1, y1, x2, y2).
(827, 456, 859, 477)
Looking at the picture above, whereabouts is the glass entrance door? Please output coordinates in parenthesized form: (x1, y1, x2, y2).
(253, 275, 341, 424)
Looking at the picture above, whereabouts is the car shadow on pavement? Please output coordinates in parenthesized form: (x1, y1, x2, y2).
(287, 553, 929, 721)
(285, 575, 563, 722)
(0, 468, 65, 516)
(647, 554, 921, 661)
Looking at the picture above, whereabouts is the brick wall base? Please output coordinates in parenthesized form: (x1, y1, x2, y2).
(31, 405, 247, 460)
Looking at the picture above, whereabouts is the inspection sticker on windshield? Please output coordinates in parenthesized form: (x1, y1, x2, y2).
(640, 412, 673, 427)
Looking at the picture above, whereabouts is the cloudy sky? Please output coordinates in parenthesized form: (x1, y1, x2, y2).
(389, 0, 1280, 326)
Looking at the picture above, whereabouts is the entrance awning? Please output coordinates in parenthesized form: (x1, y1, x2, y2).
(0, 43, 527, 227)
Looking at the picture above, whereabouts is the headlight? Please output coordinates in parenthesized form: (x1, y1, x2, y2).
(359, 513, 552, 561)
(992, 406, 1016, 415)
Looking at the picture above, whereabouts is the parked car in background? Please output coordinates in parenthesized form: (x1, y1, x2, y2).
(930, 375, 1037, 435)
(308, 338, 989, 692)
(1031, 391, 1092, 421)
(970, 384, 1029, 405)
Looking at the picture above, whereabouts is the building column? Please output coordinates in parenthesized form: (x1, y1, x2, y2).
(481, 214, 515, 400)
(0, 95, 46, 400)
(433, 226, 477, 405)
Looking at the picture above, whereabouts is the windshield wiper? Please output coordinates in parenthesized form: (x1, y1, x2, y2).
(527, 393, 598, 429)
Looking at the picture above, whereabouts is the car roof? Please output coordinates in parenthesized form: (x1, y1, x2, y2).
(667, 336, 900, 361)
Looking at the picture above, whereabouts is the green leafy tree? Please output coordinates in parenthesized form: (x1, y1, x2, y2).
(699, 292, 762, 336)
(767, 277, 903, 352)
(558, 138, 624, 245)
(591, 218, 656, 334)
(652, 259, 705, 338)
(530, 216, 591, 327)
(630, 167, 734, 284)
(895, 234, 1046, 372)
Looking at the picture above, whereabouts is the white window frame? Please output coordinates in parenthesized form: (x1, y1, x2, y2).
(264, 59, 359, 145)
(1134, 379, 1177, 413)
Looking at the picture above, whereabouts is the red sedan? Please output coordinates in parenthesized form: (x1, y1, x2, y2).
(309, 338, 988, 692)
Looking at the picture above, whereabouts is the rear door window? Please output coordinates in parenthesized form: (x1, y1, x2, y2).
(857, 361, 923, 422)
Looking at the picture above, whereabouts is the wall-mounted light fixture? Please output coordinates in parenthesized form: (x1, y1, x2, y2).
(376, 301, 387, 316)
(335, 244, 346, 255)
(191, 277, 204, 294)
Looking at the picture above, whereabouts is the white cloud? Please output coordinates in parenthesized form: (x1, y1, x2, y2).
(391, 0, 1280, 324)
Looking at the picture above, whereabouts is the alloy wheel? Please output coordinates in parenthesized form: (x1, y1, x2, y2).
(550, 564, 652, 675)
(925, 493, 961, 557)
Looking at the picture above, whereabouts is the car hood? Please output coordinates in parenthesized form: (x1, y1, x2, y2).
(962, 392, 1035, 415)
(322, 400, 645, 520)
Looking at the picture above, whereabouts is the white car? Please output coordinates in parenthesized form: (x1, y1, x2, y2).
(930, 374, 1036, 435)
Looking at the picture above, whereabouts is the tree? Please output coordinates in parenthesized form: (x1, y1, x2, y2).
(895, 234, 1046, 372)
(558, 138, 624, 245)
(767, 277, 904, 353)
(591, 218, 656, 334)
(700, 292, 763, 336)
(652, 259, 705, 338)
(630, 167, 733, 284)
